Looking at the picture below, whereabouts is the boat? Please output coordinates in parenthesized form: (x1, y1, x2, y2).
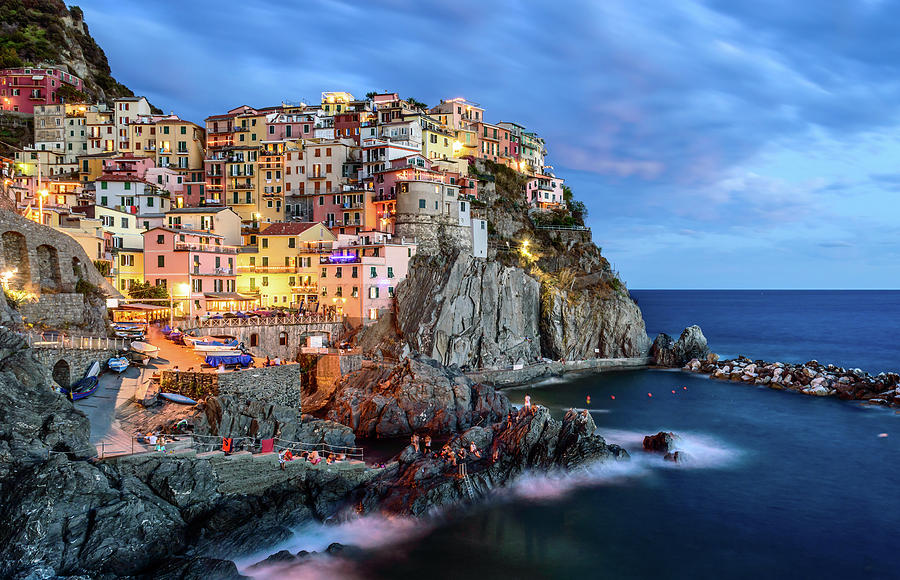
(131, 341, 160, 357)
(159, 392, 198, 405)
(107, 356, 130, 373)
(192, 339, 240, 352)
(184, 334, 235, 346)
(205, 353, 253, 368)
(85, 360, 101, 379)
(62, 376, 99, 401)
(112, 323, 145, 339)
(161, 325, 173, 336)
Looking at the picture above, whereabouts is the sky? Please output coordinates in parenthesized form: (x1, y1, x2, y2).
(77, 0, 900, 288)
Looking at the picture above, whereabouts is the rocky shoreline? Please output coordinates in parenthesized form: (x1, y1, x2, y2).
(681, 356, 900, 406)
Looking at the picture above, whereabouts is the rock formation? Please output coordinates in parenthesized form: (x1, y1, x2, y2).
(683, 355, 900, 406)
(357, 406, 628, 515)
(396, 253, 542, 368)
(325, 356, 510, 437)
(642, 431, 678, 453)
(650, 325, 710, 367)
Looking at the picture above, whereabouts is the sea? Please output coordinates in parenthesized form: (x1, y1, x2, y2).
(239, 290, 900, 579)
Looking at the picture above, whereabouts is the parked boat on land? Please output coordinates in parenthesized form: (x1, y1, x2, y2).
(60, 360, 102, 401)
(159, 392, 198, 405)
(192, 339, 240, 352)
(107, 356, 130, 373)
(131, 341, 160, 357)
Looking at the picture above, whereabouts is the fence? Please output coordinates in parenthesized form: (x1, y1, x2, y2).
(186, 313, 342, 329)
(533, 224, 590, 231)
(93, 432, 365, 463)
(24, 332, 129, 351)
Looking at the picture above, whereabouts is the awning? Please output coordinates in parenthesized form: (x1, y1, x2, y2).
(203, 292, 257, 300)
(112, 303, 169, 311)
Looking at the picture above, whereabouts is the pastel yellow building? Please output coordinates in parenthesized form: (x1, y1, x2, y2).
(112, 249, 144, 293)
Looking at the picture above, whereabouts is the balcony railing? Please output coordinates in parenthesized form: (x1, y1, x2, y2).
(320, 255, 361, 264)
(191, 268, 235, 276)
(373, 193, 396, 202)
(237, 266, 298, 274)
(174, 242, 238, 254)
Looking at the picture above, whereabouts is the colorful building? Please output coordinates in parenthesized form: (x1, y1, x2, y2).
(0, 66, 84, 114)
(525, 173, 565, 210)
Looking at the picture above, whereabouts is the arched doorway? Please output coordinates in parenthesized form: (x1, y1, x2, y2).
(71, 256, 83, 279)
(36, 244, 61, 291)
(279, 331, 288, 346)
(1, 231, 30, 290)
(250, 333, 259, 347)
(52, 359, 71, 388)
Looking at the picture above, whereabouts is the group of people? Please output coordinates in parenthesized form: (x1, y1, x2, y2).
(264, 356, 283, 367)
(138, 432, 172, 453)
(277, 448, 347, 469)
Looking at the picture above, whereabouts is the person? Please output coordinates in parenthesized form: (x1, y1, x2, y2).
(217, 362, 225, 373)
(148, 432, 158, 448)
(441, 444, 456, 466)
(308, 450, 321, 465)
(278, 449, 289, 470)
(523, 394, 532, 414)
(492, 446, 499, 463)
(336, 453, 347, 462)
(158, 435, 167, 454)
(411, 433, 420, 453)
(326, 453, 335, 464)
(424, 435, 432, 455)
(469, 440, 481, 459)
(265, 356, 271, 367)
(273, 357, 281, 366)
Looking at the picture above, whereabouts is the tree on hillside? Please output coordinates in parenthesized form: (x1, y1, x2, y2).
(406, 97, 428, 111)
(128, 281, 169, 301)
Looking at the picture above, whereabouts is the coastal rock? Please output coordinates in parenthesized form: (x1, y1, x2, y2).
(650, 326, 710, 367)
(359, 406, 627, 515)
(643, 431, 678, 453)
(396, 253, 542, 369)
(325, 356, 510, 437)
(153, 557, 246, 580)
(664, 450, 690, 463)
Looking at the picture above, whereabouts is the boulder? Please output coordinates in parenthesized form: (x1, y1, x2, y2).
(643, 431, 678, 453)
(650, 333, 677, 366)
(650, 326, 710, 367)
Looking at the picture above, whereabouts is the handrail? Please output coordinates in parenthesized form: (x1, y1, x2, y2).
(24, 332, 129, 351)
(182, 313, 343, 330)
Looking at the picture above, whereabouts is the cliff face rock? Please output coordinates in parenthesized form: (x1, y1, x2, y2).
(650, 325, 710, 367)
(359, 406, 628, 515)
(396, 253, 541, 369)
(325, 356, 510, 438)
(541, 285, 650, 360)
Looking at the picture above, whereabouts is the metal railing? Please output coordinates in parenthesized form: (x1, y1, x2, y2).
(533, 224, 590, 231)
(174, 242, 238, 254)
(185, 313, 343, 329)
(24, 332, 129, 351)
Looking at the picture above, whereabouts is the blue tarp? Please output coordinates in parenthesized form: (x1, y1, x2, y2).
(206, 354, 253, 367)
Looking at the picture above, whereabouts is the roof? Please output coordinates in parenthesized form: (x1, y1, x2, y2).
(97, 174, 145, 183)
(260, 222, 321, 236)
(142, 226, 224, 238)
(166, 206, 235, 214)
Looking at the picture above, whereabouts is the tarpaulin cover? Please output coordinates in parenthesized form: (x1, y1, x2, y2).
(205, 354, 253, 367)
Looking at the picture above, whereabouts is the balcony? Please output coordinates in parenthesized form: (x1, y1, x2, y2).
(291, 285, 317, 293)
(320, 255, 361, 264)
(373, 193, 396, 202)
(237, 266, 298, 274)
(174, 242, 238, 254)
(191, 268, 235, 276)
(230, 181, 254, 190)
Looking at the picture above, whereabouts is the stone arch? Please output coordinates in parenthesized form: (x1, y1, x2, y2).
(52, 359, 71, 388)
(71, 256, 83, 280)
(1, 231, 31, 290)
(250, 333, 259, 347)
(36, 244, 61, 291)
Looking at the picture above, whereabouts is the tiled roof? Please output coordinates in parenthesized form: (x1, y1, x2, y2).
(260, 222, 320, 236)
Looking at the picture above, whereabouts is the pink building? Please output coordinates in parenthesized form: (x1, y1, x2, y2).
(102, 154, 155, 179)
(525, 173, 566, 210)
(318, 231, 416, 325)
(142, 227, 246, 317)
(0, 66, 84, 114)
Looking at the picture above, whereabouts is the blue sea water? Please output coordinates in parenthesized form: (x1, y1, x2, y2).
(243, 291, 900, 579)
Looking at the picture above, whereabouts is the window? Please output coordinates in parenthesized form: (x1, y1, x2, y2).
(100, 196, 108, 206)
(370, 266, 377, 278)
(352, 266, 358, 278)
(157, 255, 165, 267)
(262, 277, 269, 287)
(279, 331, 288, 346)
(101, 181, 108, 190)
(147, 197, 154, 207)
(369, 308, 378, 320)
(120, 217, 128, 228)
(352, 286, 358, 297)
(387, 267, 394, 278)
(288, 238, 295, 248)
(321, 268, 327, 278)
(192, 278, 202, 292)
(369, 286, 379, 299)
(262, 238, 268, 249)
(157, 234, 165, 244)
(419, 199, 426, 209)
(388, 286, 395, 297)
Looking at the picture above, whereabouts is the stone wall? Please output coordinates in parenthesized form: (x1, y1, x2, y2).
(394, 213, 472, 255)
(19, 293, 96, 330)
(160, 364, 303, 411)
(185, 321, 344, 361)
(32, 347, 120, 387)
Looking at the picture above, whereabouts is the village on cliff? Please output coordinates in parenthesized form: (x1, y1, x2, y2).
(0, 67, 577, 328)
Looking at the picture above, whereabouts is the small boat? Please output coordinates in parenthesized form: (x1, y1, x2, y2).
(205, 353, 253, 368)
(184, 334, 235, 346)
(131, 341, 160, 357)
(161, 325, 173, 336)
(193, 339, 240, 352)
(159, 392, 198, 405)
(85, 360, 101, 379)
(107, 356, 130, 373)
(62, 376, 99, 401)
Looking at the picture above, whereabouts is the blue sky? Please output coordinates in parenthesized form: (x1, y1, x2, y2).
(78, 0, 900, 288)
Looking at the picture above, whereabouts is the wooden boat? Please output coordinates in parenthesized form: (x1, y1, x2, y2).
(183, 334, 235, 346)
(159, 392, 198, 405)
(63, 376, 99, 401)
(193, 339, 240, 352)
(107, 356, 130, 373)
(85, 360, 101, 379)
(131, 341, 160, 357)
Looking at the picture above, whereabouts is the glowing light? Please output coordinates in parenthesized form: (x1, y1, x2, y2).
(177, 282, 190, 296)
(0, 268, 17, 286)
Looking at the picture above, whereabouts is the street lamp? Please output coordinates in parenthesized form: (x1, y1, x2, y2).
(37, 189, 48, 224)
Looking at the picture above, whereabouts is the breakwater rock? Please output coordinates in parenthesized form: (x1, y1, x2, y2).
(650, 325, 711, 367)
(682, 356, 900, 406)
(325, 356, 510, 437)
(357, 406, 628, 515)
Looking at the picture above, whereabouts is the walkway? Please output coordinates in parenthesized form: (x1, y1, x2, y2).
(468, 357, 651, 386)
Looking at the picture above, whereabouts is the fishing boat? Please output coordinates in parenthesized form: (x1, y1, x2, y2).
(161, 325, 173, 336)
(112, 323, 145, 339)
(192, 339, 240, 352)
(131, 341, 160, 358)
(63, 376, 99, 401)
(159, 392, 198, 405)
(85, 360, 101, 378)
(107, 356, 130, 373)
(183, 334, 235, 346)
